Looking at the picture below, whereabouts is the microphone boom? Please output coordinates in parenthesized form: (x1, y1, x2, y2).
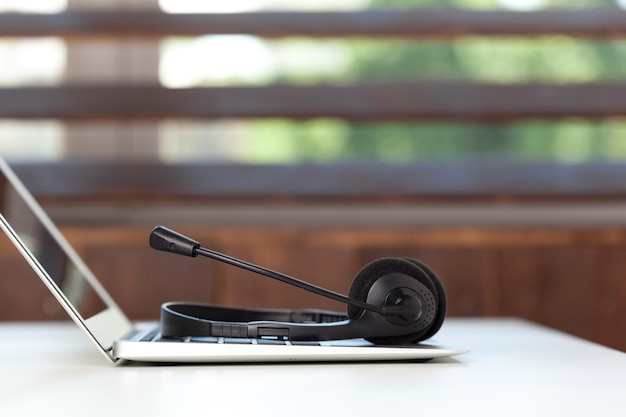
(149, 225, 387, 315)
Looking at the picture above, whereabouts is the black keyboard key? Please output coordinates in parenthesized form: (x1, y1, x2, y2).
(138, 328, 160, 342)
(156, 336, 187, 343)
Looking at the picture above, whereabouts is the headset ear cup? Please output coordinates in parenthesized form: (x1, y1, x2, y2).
(402, 258, 447, 342)
(348, 257, 445, 345)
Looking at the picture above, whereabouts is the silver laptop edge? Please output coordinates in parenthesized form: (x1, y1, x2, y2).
(0, 158, 132, 363)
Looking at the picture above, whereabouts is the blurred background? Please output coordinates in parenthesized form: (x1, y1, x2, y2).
(1, 0, 625, 350)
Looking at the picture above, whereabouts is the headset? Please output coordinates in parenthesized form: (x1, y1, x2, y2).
(150, 226, 447, 345)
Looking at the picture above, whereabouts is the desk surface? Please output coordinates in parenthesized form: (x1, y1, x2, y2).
(1, 318, 625, 417)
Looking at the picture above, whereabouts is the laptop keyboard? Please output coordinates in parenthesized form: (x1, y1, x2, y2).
(137, 327, 321, 346)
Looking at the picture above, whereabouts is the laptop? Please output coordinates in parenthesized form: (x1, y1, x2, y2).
(0, 157, 466, 364)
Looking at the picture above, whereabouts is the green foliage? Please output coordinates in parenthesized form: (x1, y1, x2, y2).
(228, 0, 626, 163)
(241, 119, 349, 163)
(237, 119, 626, 163)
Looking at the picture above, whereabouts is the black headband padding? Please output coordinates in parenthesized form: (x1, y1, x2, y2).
(347, 257, 442, 345)
(160, 302, 349, 338)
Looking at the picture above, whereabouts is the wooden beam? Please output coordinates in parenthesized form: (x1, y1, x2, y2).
(1, 8, 626, 39)
(12, 161, 626, 203)
(2, 83, 626, 121)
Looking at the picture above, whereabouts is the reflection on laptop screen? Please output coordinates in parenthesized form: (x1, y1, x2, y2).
(1, 185, 107, 318)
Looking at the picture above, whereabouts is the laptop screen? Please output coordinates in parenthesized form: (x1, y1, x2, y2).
(0, 159, 132, 361)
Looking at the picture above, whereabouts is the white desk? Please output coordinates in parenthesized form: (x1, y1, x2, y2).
(1, 318, 625, 417)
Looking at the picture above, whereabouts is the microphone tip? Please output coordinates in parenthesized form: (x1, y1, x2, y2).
(149, 225, 199, 257)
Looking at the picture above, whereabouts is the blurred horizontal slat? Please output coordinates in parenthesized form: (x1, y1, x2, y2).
(12, 161, 626, 203)
(1, 8, 626, 39)
(3, 83, 626, 121)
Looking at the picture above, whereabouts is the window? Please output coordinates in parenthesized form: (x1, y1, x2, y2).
(2, 0, 626, 167)
(0, 1, 66, 160)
